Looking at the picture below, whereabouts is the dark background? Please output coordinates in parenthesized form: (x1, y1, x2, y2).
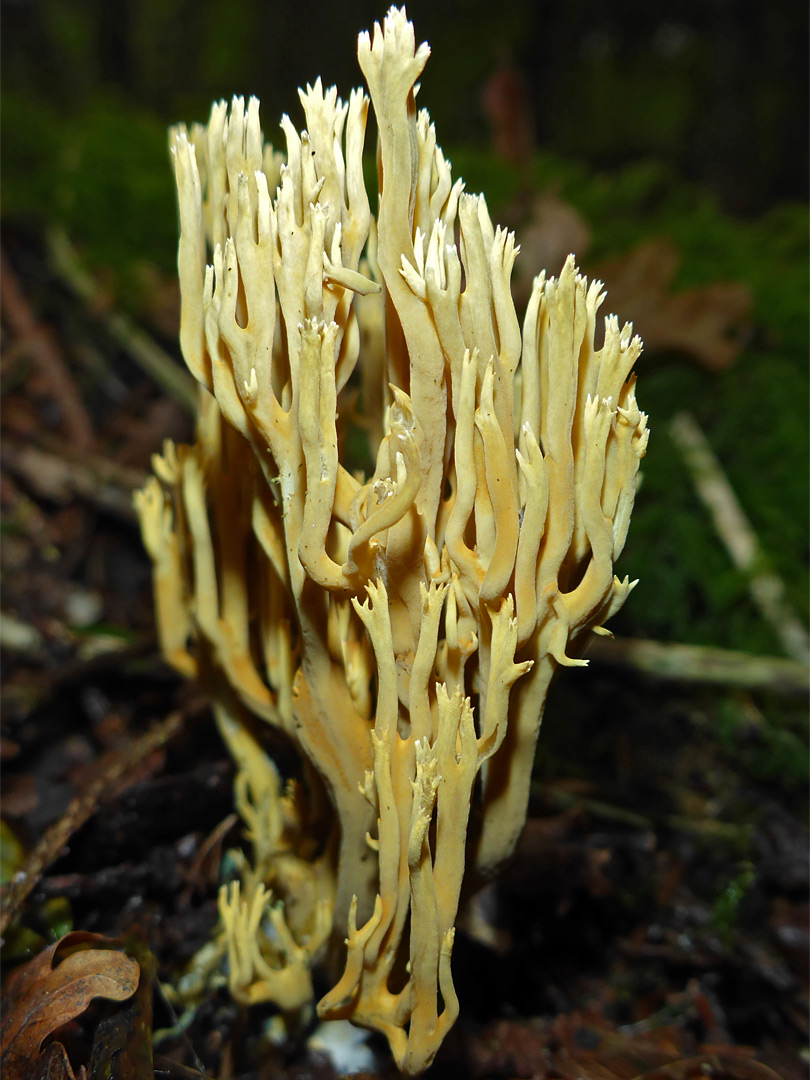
(4, 0, 808, 213)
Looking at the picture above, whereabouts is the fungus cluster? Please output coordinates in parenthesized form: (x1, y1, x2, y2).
(136, 8, 648, 1073)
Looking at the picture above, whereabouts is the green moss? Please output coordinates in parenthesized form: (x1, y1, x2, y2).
(614, 347, 809, 653)
(715, 696, 810, 788)
(2, 93, 176, 289)
(712, 866, 755, 947)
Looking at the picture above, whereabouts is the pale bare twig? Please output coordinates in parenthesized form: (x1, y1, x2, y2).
(587, 635, 808, 697)
(669, 410, 809, 665)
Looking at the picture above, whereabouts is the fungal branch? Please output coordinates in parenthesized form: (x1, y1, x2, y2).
(135, 7, 648, 1073)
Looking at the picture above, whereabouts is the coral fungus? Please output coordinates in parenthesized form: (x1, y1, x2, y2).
(136, 7, 648, 1072)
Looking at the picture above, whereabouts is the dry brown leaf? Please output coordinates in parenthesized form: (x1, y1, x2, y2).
(512, 193, 593, 310)
(481, 61, 536, 168)
(593, 238, 752, 371)
(1, 931, 139, 1080)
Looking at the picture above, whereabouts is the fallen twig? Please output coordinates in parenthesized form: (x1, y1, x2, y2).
(2, 435, 147, 522)
(0, 252, 95, 449)
(669, 411, 809, 665)
(587, 635, 809, 696)
(0, 701, 205, 936)
(46, 227, 198, 415)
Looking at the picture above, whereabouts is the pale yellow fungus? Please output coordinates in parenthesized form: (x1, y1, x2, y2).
(135, 7, 648, 1073)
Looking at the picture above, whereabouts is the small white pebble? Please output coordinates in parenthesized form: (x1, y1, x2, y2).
(307, 1018, 378, 1073)
(64, 587, 103, 628)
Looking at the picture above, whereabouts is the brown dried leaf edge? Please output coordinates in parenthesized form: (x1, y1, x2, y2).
(1, 931, 139, 1080)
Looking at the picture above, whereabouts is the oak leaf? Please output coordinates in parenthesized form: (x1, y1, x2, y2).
(1, 931, 139, 1080)
(594, 238, 752, 371)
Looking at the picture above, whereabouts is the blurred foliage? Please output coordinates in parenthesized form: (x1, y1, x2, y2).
(1, 820, 74, 962)
(0, 820, 26, 887)
(1, 93, 176, 297)
(4, 0, 806, 211)
(621, 352, 808, 654)
(712, 865, 755, 947)
(715, 694, 809, 787)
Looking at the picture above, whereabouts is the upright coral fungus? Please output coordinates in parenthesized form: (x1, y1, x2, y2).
(135, 7, 649, 1073)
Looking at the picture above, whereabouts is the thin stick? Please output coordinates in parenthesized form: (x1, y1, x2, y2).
(669, 410, 809, 664)
(46, 227, 198, 415)
(2, 435, 147, 522)
(587, 635, 808, 696)
(0, 253, 95, 449)
(0, 703, 204, 936)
